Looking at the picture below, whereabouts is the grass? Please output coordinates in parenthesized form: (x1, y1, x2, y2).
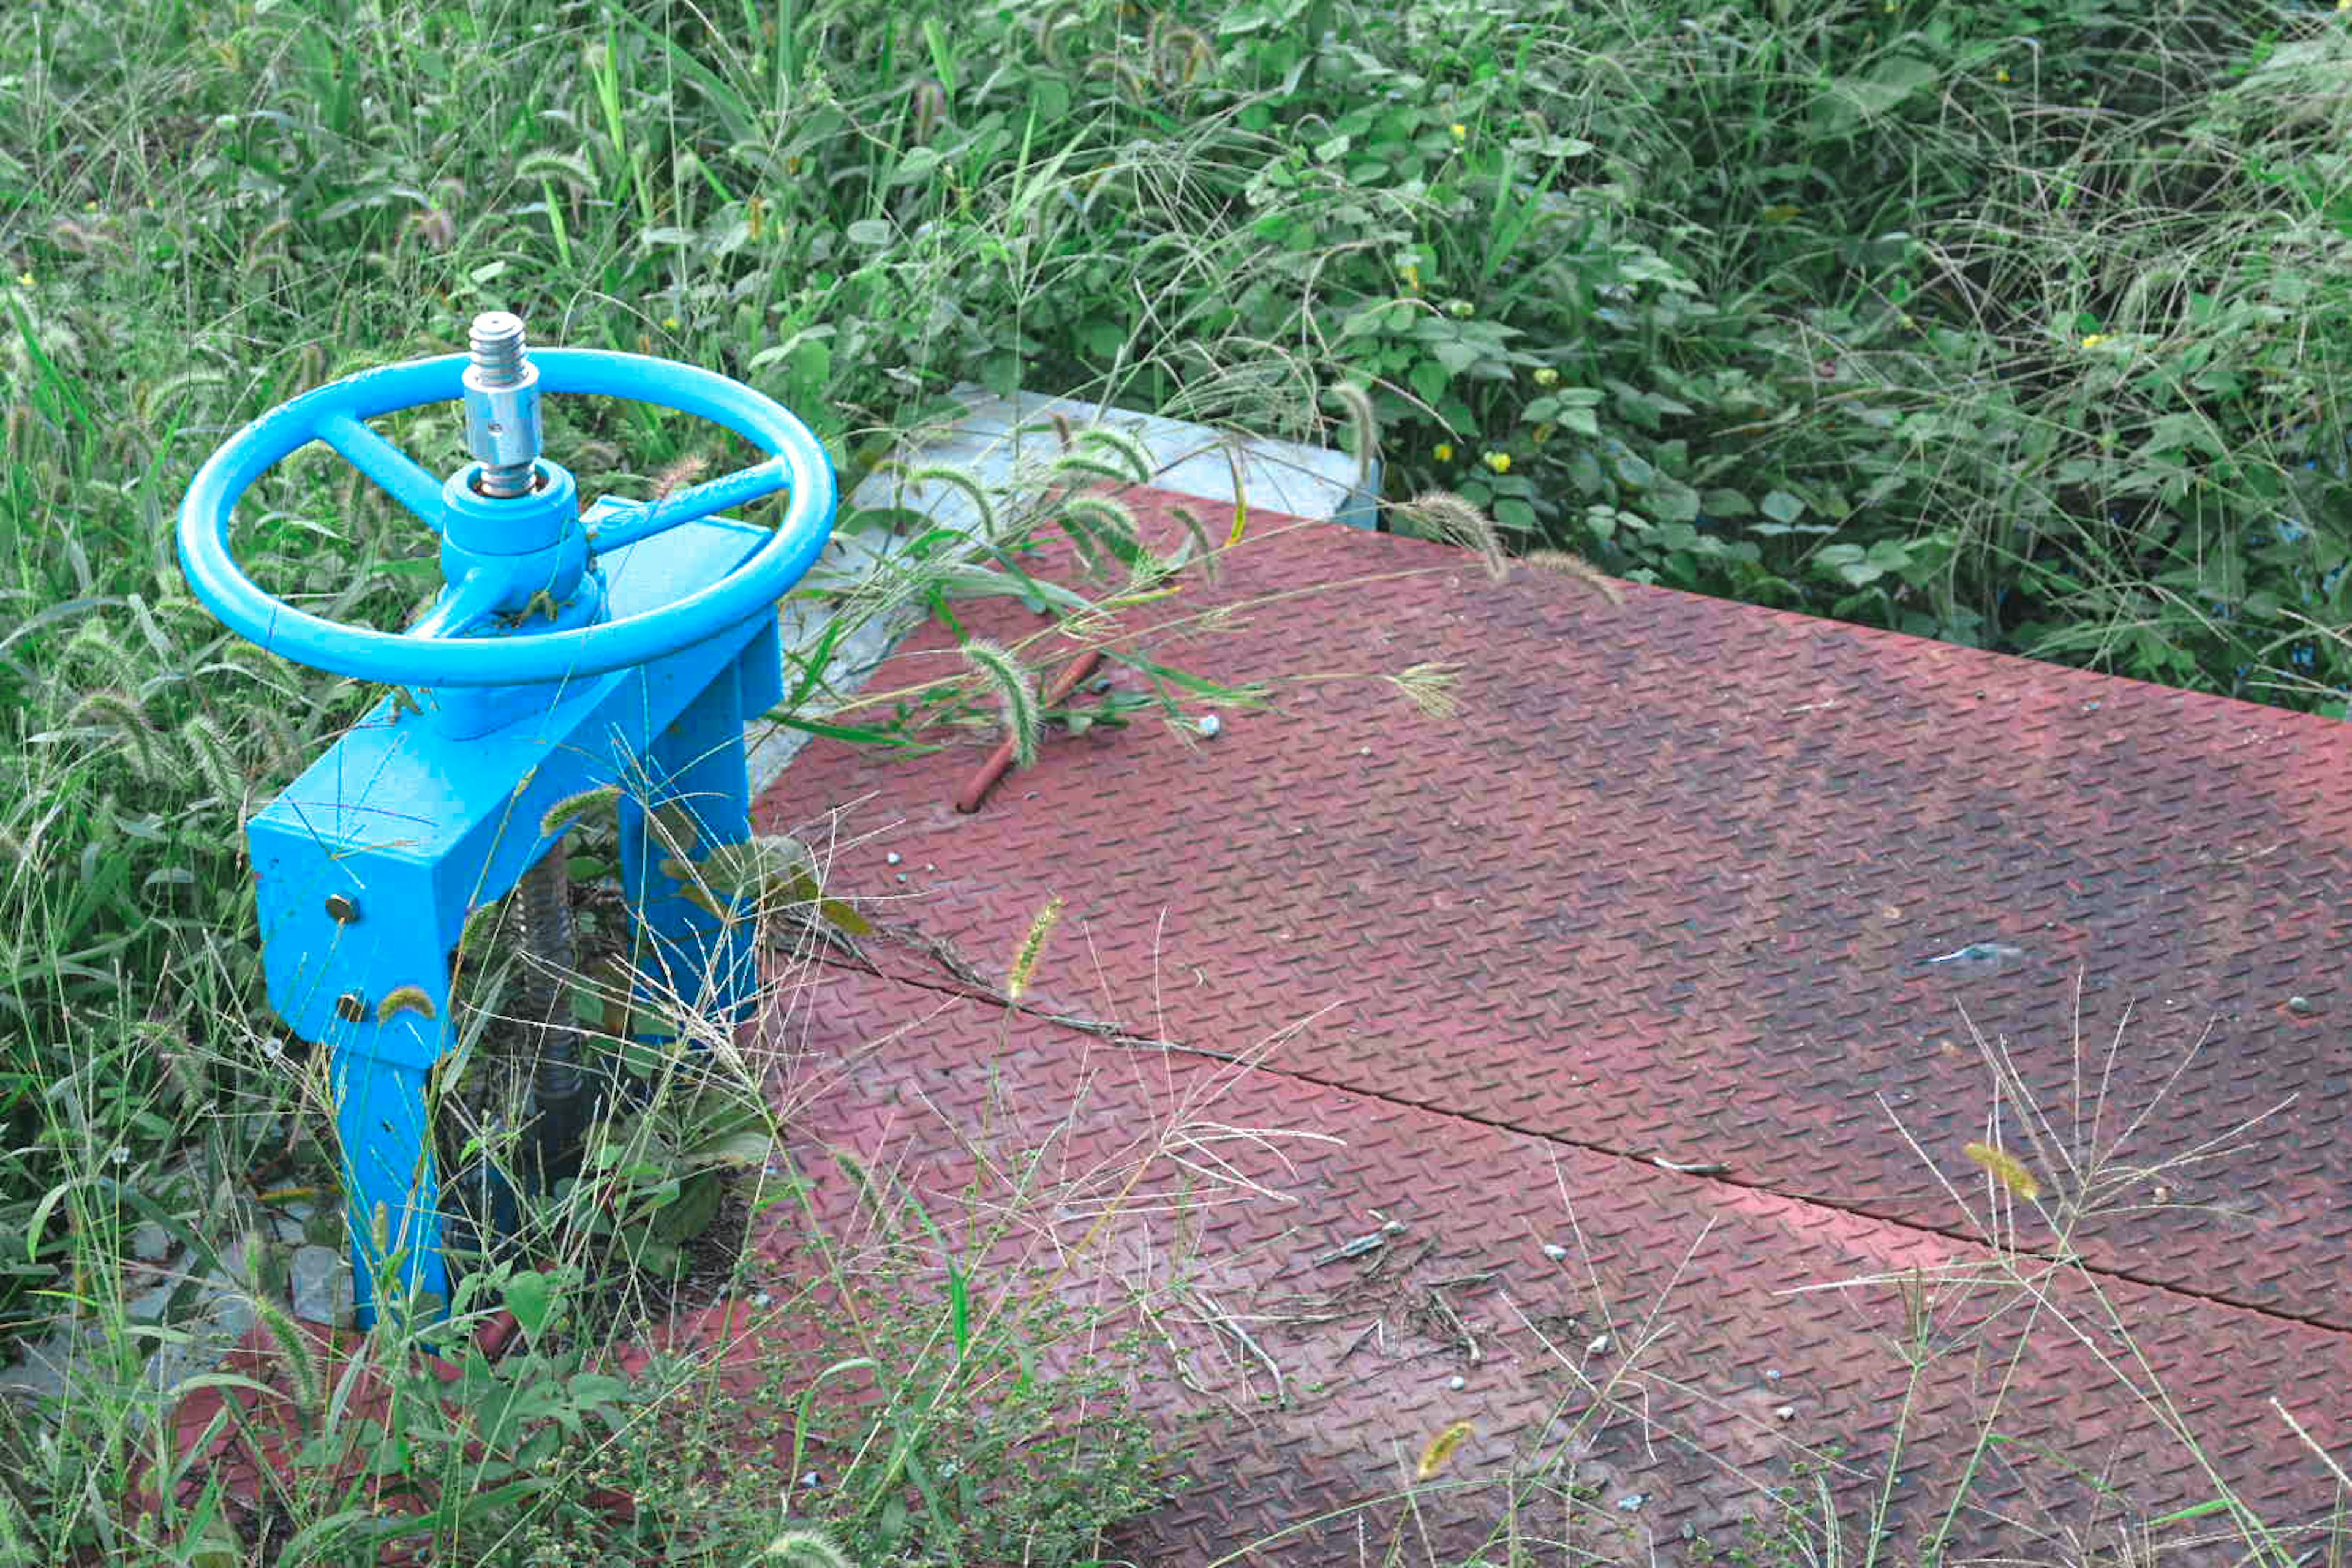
(4, 0, 2352, 1561)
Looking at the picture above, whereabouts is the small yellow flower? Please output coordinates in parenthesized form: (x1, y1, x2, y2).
(13, 271, 29, 288)
(1532, 367, 1560, 388)
(1449, 123, 1466, 140)
(1401, 263, 1421, 292)
(2081, 333, 2108, 349)
(663, 315, 681, 330)
(1996, 67, 2010, 83)
(1483, 451, 1511, 475)
(1434, 442, 1455, 462)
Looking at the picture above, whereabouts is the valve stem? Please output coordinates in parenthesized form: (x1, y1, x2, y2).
(465, 311, 541, 498)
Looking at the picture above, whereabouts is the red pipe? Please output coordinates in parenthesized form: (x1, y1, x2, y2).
(954, 650, 1104, 813)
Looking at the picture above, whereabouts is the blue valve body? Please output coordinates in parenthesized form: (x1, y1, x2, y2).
(176, 344, 836, 1328)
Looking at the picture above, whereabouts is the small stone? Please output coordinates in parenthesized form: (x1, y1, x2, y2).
(1447, 1375, 1466, 1391)
(799, 1471, 821, 1488)
(1774, 1404, 1796, 1422)
(885, 851, 902, 865)
(1196, 714, 1222, 738)
(2288, 995, 2317, 1016)
(1765, 1368, 1782, 1382)
(895, 873, 907, 884)
(126, 1280, 177, 1324)
(1542, 1242, 1568, 1261)
(1616, 1493, 1646, 1512)
(752, 1292, 773, 1308)
(290, 1245, 353, 1327)
(1586, 1335, 1611, 1356)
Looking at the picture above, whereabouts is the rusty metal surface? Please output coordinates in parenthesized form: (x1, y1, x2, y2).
(761, 495, 2352, 1342)
(755, 962, 2352, 1563)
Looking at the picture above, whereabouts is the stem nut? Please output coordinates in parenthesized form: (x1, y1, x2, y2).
(325, 893, 361, 923)
(334, 992, 368, 1023)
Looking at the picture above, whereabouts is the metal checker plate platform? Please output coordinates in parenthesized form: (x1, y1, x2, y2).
(755, 964, 2351, 1562)
(753, 494, 2352, 1559)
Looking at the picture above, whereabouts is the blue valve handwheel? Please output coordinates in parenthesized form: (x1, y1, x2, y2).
(178, 349, 836, 687)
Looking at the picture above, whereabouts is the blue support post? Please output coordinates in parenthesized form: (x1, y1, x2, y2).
(333, 1049, 445, 1323)
(620, 614, 785, 1041)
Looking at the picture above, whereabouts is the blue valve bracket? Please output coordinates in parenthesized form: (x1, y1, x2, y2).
(252, 519, 784, 1322)
(177, 340, 836, 1330)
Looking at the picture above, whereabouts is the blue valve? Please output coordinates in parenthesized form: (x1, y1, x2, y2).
(177, 317, 837, 1327)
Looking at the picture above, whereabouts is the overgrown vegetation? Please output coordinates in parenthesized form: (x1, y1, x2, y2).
(5, 0, 2351, 1561)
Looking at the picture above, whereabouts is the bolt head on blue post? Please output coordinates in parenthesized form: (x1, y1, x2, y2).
(177, 314, 837, 1327)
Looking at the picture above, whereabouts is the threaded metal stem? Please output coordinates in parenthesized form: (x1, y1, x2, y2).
(517, 844, 584, 1110)
(467, 311, 536, 498)
(469, 312, 528, 386)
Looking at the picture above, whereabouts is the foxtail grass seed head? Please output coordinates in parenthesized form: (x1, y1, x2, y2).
(1061, 491, 1142, 560)
(651, 451, 710, 503)
(763, 1528, 854, 1567)
(515, 146, 596, 189)
(1033, 1, 1079, 66)
(1324, 381, 1378, 489)
(1392, 491, 1507, 582)
(457, 901, 507, 959)
(64, 688, 161, 782)
(250, 1293, 325, 1430)
(1074, 423, 1157, 484)
(900, 461, 1000, 541)
(179, 719, 249, 809)
(1006, 894, 1064, 1001)
(134, 366, 228, 427)
(911, 80, 948, 144)
(1963, 1140, 2042, 1200)
(1526, 549, 1626, 605)
(960, 639, 1041, 767)
(1167, 504, 1223, 581)
(539, 782, 622, 839)
(1415, 1420, 1474, 1482)
(1049, 449, 1142, 489)
(376, 986, 438, 1023)
(1387, 661, 1464, 720)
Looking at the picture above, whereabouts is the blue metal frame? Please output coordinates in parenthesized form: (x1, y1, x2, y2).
(177, 347, 832, 1327)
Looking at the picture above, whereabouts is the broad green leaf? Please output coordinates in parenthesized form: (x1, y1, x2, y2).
(504, 1271, 556, 1338)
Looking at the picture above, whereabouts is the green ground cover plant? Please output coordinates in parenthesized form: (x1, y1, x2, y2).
(4, 0, 2351, 1561)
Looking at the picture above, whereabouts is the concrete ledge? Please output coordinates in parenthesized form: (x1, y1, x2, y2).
(748, 386, 1379, 795)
